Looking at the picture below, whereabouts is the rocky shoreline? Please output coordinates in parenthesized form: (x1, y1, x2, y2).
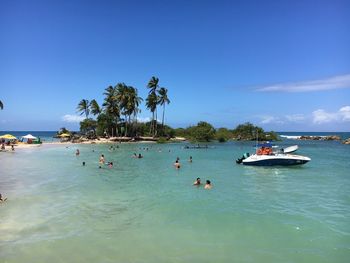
(298, 135, 341, 141)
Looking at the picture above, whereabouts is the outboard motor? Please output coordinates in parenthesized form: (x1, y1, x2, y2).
(236, 153, 250, 164)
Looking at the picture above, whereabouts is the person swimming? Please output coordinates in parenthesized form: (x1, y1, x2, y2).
(82, 161, 86, 166)
(204, 180, 212, 189)
(138, 153, 143, 158)
(174, 160, 181, 169)
(108, 162, 113, 168)
(189, 156, 193, 163)
(193, 177, 201, 185)
(76, 149, 80, 156)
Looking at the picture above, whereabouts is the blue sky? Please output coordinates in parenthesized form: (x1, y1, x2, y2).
(0, 0, 349, 131)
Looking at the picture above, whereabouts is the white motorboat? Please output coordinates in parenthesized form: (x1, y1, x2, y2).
(241, 153, 310, 166)
(282, 145, 298, 154)
(236, 143, 310, 166)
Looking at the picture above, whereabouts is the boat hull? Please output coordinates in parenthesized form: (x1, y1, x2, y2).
(242, 154, 310, 166)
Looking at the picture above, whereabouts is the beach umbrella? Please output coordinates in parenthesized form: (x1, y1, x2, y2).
(59, 133, 71, 137)
(22, 134, 37, 140)
(0, 134, 17, 140)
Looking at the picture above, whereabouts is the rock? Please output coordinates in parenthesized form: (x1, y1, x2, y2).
(299, 135, 341, 141)
(343, 138, 350, 145)
(325, 135, 341, 141)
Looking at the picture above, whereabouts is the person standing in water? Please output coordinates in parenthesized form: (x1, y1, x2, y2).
(174, 160, 181, 169)
(99, 154, 105, 164)
(76, 149, 80, 156)
(189, 156, 193, 163)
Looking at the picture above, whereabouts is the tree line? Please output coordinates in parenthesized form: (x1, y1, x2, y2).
(76, 76, 170, 138)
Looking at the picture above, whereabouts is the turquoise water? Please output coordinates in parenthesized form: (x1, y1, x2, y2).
(1, 139, 349, 262)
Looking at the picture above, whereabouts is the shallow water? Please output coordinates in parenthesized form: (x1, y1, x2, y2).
(1, 140, 349, 262)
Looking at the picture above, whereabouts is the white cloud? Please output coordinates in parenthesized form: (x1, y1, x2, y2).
(260, 116, 283, 124)
(256, 74, 350, 92)
(339, 106, 350, 121)
(62, 114, 85, 123)
(312, 110, 337, 124)
(285, 114, 306, 122)
(312, 106, 350, 124)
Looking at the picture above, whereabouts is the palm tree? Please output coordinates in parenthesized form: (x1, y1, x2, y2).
(146, 92, 157, 136)
(77, 99, 90, 119)
(147, 76, 160, 136)
(90, 99, 101, 116)
(125, 86, 143, 136)
(158, 87, 170, 133)
(115, 83, 129, 136)
(147, 76, 159, 94)
(103, 86, 120, 137)
(129, 86, 143, 122)
(0, 100, 3, 110)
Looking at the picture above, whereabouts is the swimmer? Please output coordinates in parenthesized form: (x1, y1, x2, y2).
(204, 180, 212, 189)
(108, 162, 113, 168)
(99, 166, 102, 169)
(82, 161, 86, 166)
(0, 193, 7, 202)
(132, 153, 137, 158)
(193, 177, 201, 185)
(138, 153, 143, 158)
(174, 160, 181, 169)
(99, 154, 105, 164)
(76, 149, 80, 156)
(189, 156, 193, 163)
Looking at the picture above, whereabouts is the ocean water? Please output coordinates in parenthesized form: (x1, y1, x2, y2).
(0, 137, 350, 262)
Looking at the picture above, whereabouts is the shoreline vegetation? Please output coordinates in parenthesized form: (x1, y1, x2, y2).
(1, 78, 349, 146)
(1, 75, 349, 147)
(69, 76, 283, 144)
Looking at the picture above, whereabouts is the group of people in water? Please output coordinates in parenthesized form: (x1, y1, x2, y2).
(193, 178, 212, 189)
(75, 146, 213, 189)
(173, 156, 213, 189)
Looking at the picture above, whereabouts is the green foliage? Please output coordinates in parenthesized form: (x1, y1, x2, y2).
(187, 121, 216, 142)
(232, 122, 279, 141)
(215, 127, 233, 142)
(96, 113, 115, 136)
(58, 127, 70, 135)
(157, 137, 168, 144)
(80, 118, 97, 134)
(174, 128, 187, 137)
(264, 131, 280, 141)
(77, 99, 90, 119)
